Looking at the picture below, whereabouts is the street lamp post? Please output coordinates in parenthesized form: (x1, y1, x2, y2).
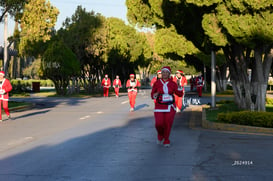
(211, 50, 216, 108)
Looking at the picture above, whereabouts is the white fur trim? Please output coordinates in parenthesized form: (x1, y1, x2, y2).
(161, 68, 170, 73)
(154, 104, 176, 112)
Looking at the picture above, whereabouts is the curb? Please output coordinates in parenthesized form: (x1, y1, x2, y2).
(189, 105, 273, 135)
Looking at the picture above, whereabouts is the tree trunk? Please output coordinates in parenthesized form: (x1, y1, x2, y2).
(215, 64, 228, 92)
(224, 44, 273, 111)
(250, 47, 273, 111)
(224, 45, 252, 110)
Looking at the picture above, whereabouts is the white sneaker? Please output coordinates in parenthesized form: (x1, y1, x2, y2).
(164, 144, 170, 148)
(0, 120, 2, 122)
(157, 139, 164, 145)
(130, 108, 134, 112)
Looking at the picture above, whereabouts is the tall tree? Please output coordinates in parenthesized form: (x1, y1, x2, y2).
(19, 0, 59, 56)
(0, 0, 26, 22)
(58, 6, 106, 93)
(106, 17, 152, 82)
(126, 0, 273, 111)
(41, 40, 80, 95)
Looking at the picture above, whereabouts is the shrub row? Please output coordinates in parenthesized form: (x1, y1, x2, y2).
(10, 79, 54, 93)
(217, 111, 273, 128)
(266, 97, 273, 105)
(11, 79, 54, 87)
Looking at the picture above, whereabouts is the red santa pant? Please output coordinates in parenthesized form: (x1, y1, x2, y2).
(154, 108, 176, 144)
(174, 94, 183, 110)
(197, 86, 203, 97)
(114, 87, 120, 97)
(0, 100, 9, 120)
(128, 91, 137, 108)
(103, 87, 109, 97)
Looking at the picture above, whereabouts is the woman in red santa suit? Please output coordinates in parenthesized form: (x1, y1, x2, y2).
(173, 70, 187, 112)
(0, 71, 12, 122)
(113, 75, 122, 97)
(126, 74, 141, 112)
(196, 73, 204, 97)
(151, 66, 183, 147)
(150, 70, 162, 88)
(101, 74, 111, 97)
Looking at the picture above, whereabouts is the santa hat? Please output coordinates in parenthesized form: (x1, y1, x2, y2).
(0, 71, 5, 76)
(161, 66, 171, 73)
(105, 74, 108, 77)
(130, 74, 135, 77)
(157, 70, 161, 74)
(176, 70, 184, 75)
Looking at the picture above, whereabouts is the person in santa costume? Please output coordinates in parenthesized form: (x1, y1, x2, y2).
(101, 74, 111, 97)
(113, 75, 122, 97)
(173, 70, 188, 112)
(0, 71, 12, 122)
(150, 70, 162, 104)
(196, 73, 204, 97)
(151, 66, 183, 147)
(150, 70, 162, 88)
(189, 75, 195, 91)
(126, 74, 141, 112)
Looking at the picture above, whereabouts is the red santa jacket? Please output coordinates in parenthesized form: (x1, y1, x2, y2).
(101, 78, 111, 88)
(0, 78, 12, 101)
(150, 77, 157, 87)
(151, 78, 183, 112)
(113, 79, 122, 88)
(173, 76, 187, 92)
(196, 76, 204, 87)
(126, 79, 141, 92)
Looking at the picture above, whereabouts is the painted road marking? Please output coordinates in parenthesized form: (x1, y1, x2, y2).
(80, 115, 91, 120)
(121, 100, 129, 104)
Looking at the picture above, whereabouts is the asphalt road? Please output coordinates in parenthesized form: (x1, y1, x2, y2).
(0, 89, 272, 181)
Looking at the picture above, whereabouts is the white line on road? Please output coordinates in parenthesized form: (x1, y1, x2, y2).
(121, 100, 129, 104)
(80, 115, 91, 120)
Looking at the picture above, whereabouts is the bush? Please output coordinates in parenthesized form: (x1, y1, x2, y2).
(266, 97, 273, 105)
(11, 79, 31, 93)
(217, 111, 273, 128)
(10, 79, 54, 93)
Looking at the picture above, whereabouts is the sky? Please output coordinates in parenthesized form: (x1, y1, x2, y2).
(0, 0, 127, 45)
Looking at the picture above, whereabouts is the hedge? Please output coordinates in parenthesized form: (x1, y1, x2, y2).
(217, 111, 273, 128)
(10, 79, 54, 93)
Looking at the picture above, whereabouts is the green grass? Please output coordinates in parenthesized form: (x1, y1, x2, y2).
(205, 101, 241, 122)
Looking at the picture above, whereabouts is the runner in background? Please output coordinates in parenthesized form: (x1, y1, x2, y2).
(113, 75, 122, 97)
(101, 74, 111, 97)
(126, 74, 141, 112)
(0, 71, 12, 122)
(150, 70, 162, 88)
(196, 73, 204, 97)
(173, 70, 187, 112)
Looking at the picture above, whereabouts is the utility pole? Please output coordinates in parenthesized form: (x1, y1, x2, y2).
(211, 50, 216, 108)
(4, 13, 8, 74)
(204, 64, 207, 92)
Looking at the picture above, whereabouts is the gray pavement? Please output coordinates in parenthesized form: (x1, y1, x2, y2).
(0, 88, 272, 181)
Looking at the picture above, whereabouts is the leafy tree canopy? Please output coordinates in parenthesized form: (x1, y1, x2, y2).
(19, 0, 59, 56)
(41, 40, 80, 95)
